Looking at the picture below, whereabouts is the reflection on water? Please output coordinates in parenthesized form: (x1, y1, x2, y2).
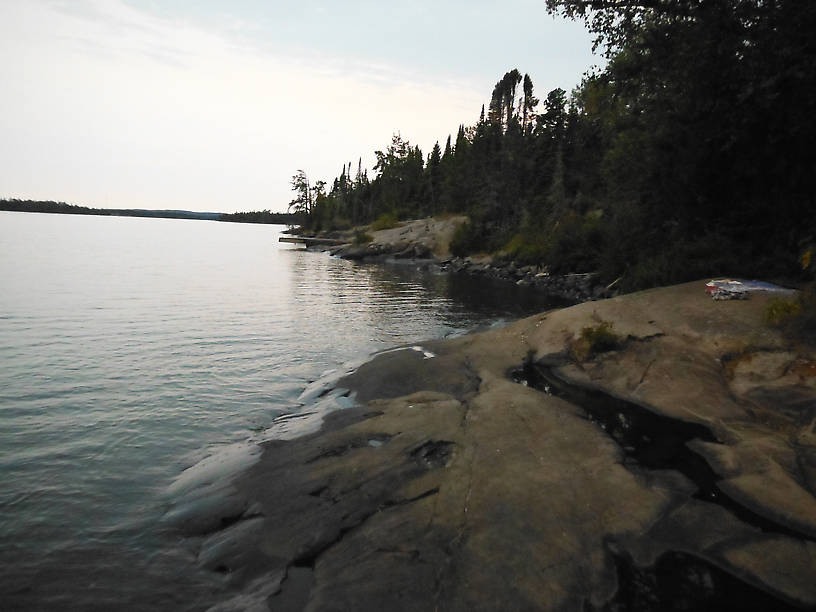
(0, 212, 563, 611)
(284, 250, 565, 346)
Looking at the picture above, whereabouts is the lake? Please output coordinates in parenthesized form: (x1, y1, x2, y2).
(0, 211, 562, 610)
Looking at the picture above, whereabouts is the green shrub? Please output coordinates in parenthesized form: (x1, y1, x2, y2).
(450, 221, 480, 257)
(581, 321, 621, 353)
(370, 212, 399, 231)
(502, 211, 603, 271)
(545, 211, 603, 273)
(792, 289, 816, 344)
(570, 321, 622, 361)
(504, 232, 550, 265)
(354, 230, 373, 245)
(763, 297, 801, 326)
(766, 287, 816, 345)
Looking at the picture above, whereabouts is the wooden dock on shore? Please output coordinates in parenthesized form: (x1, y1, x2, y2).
(279, 236, 348, 247)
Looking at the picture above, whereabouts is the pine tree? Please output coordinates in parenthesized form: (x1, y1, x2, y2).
(522, 74, 539, 135)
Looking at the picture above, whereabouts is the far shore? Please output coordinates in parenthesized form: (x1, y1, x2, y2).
(0, 198, 300, 225)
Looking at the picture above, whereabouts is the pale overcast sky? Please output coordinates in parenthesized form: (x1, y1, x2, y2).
(1, 0, 598, 213)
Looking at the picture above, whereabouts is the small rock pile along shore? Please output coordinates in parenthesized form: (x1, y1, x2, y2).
(442, 258, 608, 301)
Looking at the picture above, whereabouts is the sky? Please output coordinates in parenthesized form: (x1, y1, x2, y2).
(0, 0, 599, 214)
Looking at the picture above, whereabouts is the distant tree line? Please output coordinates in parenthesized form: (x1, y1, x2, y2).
(1, 199, 300, 225)
(0, 199, 223, 220)
(219, 209, 304, 225)
(3, 198, 120, 216)
(291, 0, 816, 290)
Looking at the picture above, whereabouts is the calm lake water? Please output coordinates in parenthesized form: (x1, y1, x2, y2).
(0, 211, 562, 610)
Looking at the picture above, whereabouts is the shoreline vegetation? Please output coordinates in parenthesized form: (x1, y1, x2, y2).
(295, 215, 613, 303)
(287, 1, 815, 295)
(0, 198, 303, 225)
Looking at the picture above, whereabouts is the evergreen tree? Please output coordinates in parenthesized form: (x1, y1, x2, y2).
(289, 170, 312, 216)
(521, 74, 539, 135)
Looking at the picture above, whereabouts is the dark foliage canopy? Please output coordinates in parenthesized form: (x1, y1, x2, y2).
(294, 0, 816, 289)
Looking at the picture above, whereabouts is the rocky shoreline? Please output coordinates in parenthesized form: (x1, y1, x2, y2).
(169, 279, 816, 611)
(303, 217, 614, 303)
(443, 258, 609, 301)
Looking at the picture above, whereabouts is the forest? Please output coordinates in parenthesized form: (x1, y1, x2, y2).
(0, 199, 222, 220)
(290, 0, 815, 291)
(0, 199, 300, 225)
(219, 209, 303, 224)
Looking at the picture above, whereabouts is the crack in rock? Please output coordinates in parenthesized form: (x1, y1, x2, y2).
(509, 361, 816, 542)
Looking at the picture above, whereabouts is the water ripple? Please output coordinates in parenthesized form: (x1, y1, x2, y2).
(0, 212, 561, 611)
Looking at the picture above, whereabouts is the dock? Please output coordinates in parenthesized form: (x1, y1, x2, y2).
(279, 236, 348, 247)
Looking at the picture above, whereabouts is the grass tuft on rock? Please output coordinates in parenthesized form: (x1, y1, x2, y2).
(764, 297, 802, 326)
(582, 321, 621, 352)
(572, 321, 621, 361)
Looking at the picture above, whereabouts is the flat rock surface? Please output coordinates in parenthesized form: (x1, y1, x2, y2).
(326, 216, 467, 261)
(183, 281, 816, 611)
(364, 216, 467, 258)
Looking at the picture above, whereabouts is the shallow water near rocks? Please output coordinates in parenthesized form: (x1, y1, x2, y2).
(0, 211, 565, 611)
